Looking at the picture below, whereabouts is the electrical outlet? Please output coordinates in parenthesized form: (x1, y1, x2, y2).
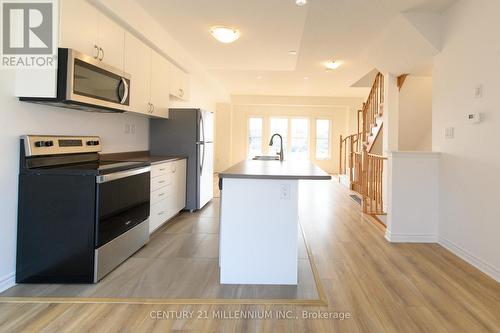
(280, 184, 290, 200)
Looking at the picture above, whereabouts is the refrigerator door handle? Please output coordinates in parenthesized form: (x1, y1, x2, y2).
(200, 142, 205, 176)
(199, 112, 206, 143)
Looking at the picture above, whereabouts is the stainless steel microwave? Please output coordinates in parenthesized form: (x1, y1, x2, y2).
(20, 48, 131, 113)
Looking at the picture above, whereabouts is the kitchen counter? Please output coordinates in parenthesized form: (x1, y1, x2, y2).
(219, 160, 331, 180)
(100, 151, 186, 165)
(218, 159, 331, 285)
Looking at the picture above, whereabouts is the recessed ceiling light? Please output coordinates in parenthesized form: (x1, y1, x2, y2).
(256, 76, 263, 80)
(210, 26, 241, 44)
(303, 76, 309, 80)
(295, 0, 307, 6)
(325, 60, 341, 70)
(288, 50, 297, 55)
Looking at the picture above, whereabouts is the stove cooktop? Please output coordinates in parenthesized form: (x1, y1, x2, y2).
(25, 160, 151, 176)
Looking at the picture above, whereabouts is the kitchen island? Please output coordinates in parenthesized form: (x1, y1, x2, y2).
(218, 160, 331, 285)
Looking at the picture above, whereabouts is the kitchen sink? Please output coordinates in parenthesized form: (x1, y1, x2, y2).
(252, 155, 280, 161)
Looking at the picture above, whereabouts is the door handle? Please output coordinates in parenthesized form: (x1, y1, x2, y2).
(98, 47, 104, 61)
(118, 78, 129, 104)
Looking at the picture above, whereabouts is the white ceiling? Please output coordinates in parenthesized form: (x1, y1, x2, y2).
(135, 0, 454, 97)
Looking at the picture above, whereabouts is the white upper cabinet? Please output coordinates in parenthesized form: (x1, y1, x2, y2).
(169, 64, 190, 101)
(59, 0, 99, 59)
(97, 14, 125, 70)
(124, 32, 151, 115)
(150, 51, 170, 118)
(60, 0, 124, 70)
(124, 33, 169, 118)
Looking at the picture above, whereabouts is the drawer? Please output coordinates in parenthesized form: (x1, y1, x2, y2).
(151, 172, 173, 191)
(150, 184, 173, 204)
(151, 162, 171, 178)
(149, 198, 177, 233)
(151, 160, 179, 178)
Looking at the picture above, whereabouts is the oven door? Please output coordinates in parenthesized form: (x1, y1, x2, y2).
(65, 49, 130, 111)
(95, 167, 150, 248)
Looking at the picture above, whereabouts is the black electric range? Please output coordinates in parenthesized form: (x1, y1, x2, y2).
(17, 135, 151, 283)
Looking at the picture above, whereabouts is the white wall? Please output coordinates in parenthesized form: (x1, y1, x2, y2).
(0, 69, 149, 290)
(386, 152, 440, 243)
(432, 0, 500, 281)
(399, 76, 432, 151)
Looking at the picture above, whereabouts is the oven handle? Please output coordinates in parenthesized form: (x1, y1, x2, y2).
(96, 166, 151, 184)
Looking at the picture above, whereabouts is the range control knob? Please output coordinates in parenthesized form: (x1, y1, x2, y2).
(93, 140, 100, 146)
(87, 140, 100, 146)
(35, 141, 53, 147)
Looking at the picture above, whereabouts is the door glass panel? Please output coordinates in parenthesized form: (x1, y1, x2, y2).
(290, 118, 309, 159)
(248, 117, 263, 158)
(270, 118, 288, 154)
(73, 59, 121, 103)
(316, 119, 330, 159)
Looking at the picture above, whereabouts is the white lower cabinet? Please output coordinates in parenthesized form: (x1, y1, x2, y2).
(149, 159, 187, 233)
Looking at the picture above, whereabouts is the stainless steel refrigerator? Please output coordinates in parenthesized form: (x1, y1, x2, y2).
(150, 109, 214, 211)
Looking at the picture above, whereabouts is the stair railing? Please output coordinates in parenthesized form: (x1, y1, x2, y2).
(362, 73, 384, 144)
(361, 146, 387, 215)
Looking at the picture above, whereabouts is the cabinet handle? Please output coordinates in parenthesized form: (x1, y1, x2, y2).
(151, 103, 155, 113)
(158, 211, 164, 216)
(93, 45, 99, 59)
(147, 103, 152, 113)
(179, 88, 184, 97)
(98, 47, 104, 61)
(159, 168, 166, 171)
(159, 180, 166, 184)
(158, 192, 165, 197)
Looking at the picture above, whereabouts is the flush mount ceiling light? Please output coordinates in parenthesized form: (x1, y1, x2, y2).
(210, 26, 241, 44)
(325, 60, 341, 70)
(295, 0, 307, 6)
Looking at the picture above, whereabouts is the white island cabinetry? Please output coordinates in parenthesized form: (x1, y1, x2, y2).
(218, 160, 331, 285)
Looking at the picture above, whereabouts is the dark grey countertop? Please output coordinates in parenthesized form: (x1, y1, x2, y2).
(100, 151, 186, 165)
(219, 160, 331, 180)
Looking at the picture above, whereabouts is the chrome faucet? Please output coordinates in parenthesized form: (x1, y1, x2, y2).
(269, 133, 284, 161)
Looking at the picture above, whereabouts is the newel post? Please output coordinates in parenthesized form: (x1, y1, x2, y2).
(361, 145, 369, 213)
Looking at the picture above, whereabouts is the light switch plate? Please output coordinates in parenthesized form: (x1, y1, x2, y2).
(474, 84, 483, 98)
(445, 127, 454, 139)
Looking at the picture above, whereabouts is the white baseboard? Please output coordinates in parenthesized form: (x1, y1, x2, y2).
(439, 237, 500, 283)
(0, 272, 15, 293)
(385, 229, 438, 243)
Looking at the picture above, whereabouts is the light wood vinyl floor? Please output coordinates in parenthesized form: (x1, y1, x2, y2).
(0, 201, 319, 301)
(1, 179, 499, 332)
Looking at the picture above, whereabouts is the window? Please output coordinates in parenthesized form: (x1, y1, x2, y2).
(248, 117, 263, 158)
(290, 118, 309, 159)
(315, 119, 330, 159)
(269, 117, 288, 154)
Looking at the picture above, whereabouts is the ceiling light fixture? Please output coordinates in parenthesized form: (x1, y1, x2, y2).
(295, 0, 307, 6)
(325, 60, 341, 70)
(256, 75, 263, 80)
(210, 26, 241, 44)
(288, 50, 297, 55)
(304, 76, 309, 80)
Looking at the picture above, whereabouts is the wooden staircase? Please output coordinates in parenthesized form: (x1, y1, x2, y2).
(339, 72, 387, 215)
